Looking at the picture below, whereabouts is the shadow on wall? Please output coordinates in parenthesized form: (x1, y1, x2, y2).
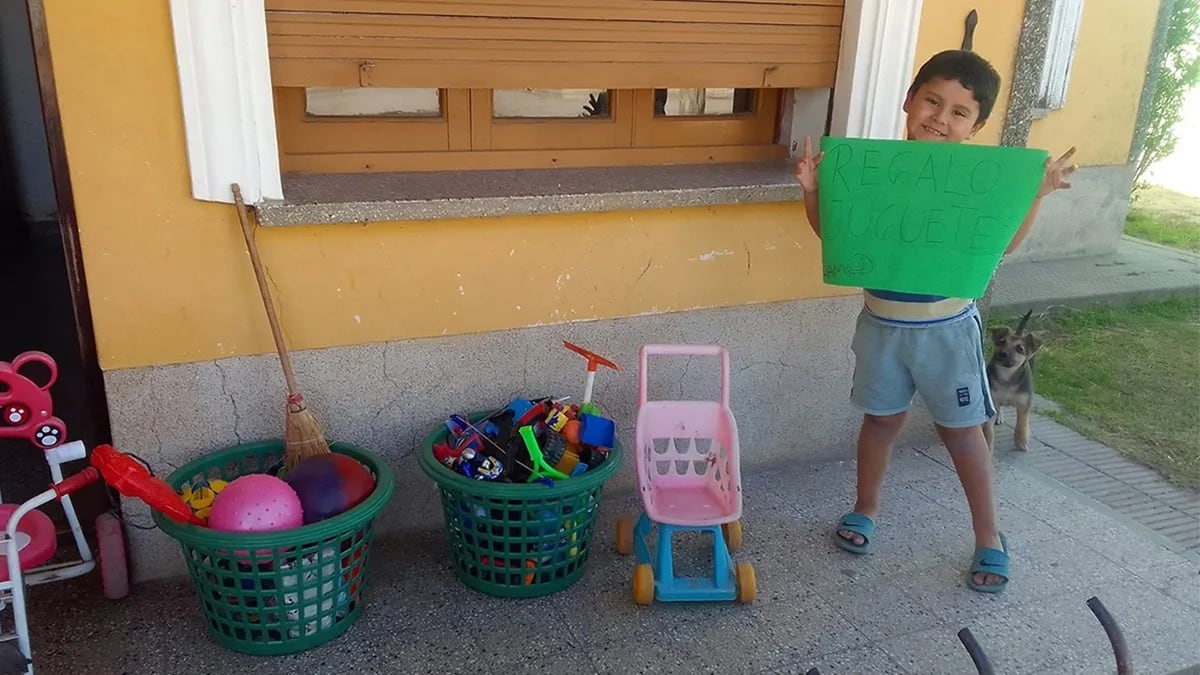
(0, 0, 57, 230)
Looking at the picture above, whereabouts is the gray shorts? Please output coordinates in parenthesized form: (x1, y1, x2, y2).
(849, 308, 995, 428)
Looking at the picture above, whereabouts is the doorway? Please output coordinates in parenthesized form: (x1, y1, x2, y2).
(1, 1, 112, 536)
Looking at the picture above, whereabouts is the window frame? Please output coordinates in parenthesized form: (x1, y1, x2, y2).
(274, 86, 785, 173)
(475, 89, 636, 151)
(634, 88, 779, 148)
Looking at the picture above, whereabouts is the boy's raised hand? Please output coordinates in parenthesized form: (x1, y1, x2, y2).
(1038, 146, 1078, 198)
(794, 136, 824, 194)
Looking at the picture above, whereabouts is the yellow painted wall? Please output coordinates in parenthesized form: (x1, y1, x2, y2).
(913, 0, 1160, 166)
(43, 1, 845, 371)
(913, 2, 1027, 148)
(1026, 0, 1161, 166)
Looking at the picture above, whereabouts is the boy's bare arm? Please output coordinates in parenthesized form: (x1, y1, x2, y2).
(794, 136, 825, 239)
(804, 189, 822, 238)
(1006, 147, 1078, 254)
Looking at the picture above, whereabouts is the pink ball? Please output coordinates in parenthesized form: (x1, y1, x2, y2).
(208, 474, 304, 533)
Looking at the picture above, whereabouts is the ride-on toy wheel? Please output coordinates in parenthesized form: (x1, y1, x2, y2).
(736, 562, 756, 604)
(96, 511, 130, 600)
(633, 563, 654, 605)
(616, 517, 634, 555)
(722, 520, 743, 553)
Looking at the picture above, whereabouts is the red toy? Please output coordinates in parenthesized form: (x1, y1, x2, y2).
(284, 453, 376, 524)
(562, 341, 621, 413)
(90, 444, 204, 526)
(0, 351, 67, 449)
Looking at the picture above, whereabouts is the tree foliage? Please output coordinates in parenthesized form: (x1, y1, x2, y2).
(1135, 0, 1200, 184)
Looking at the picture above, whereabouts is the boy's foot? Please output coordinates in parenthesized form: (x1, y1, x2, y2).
(834, 512, 876, 553)
(967, 533, 1010, 593)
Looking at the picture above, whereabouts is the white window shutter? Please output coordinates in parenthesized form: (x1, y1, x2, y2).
(1037, 0, 1085, 111)
(169, 0, 283, 204)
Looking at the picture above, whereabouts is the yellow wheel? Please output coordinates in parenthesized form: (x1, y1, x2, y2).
(633, 563, 655, 606)
(722, 520, 743, 553)
(736, 562, 757, 604)
(615, 517, 634, 555)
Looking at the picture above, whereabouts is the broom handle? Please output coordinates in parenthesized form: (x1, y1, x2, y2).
(231, 183, 301, 396)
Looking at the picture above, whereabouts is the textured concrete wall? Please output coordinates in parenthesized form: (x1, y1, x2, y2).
(1006, 164, 1135, 262)
(108, 294, 942, 582)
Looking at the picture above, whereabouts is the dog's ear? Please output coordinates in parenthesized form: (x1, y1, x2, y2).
(991, 326, 1010, 343)
(1024, 333, 1042, 356)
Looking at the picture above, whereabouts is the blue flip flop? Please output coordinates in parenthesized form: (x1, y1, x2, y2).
(834, 512, 875, 554)
(967, 533, 1010, 593)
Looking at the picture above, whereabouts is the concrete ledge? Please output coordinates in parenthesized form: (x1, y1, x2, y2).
(255, 161, 803, 226)
(1005, 164, 1135, 262)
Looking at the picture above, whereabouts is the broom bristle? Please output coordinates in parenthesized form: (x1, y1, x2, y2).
(285, 400, 331, 470)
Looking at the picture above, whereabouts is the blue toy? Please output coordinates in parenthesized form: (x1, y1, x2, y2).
(577, 413, 616, 448)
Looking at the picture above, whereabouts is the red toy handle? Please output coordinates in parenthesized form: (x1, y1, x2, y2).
(91, 444, 204, 525)
(563, 341, 621, 374)
(53, 467, 100, 499)
(11, 351, 59, 390)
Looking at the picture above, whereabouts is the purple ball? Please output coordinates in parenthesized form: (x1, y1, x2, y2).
(284, 453, 376, 524)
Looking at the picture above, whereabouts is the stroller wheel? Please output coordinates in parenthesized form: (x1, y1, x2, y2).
(615, 517, 634, 556)
(722, 521, 743, 553)
(736, 562, 757, 604)
(633, 563, 654, 605)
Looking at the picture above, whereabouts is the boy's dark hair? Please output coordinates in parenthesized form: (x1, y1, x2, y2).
(908, 50, 1002, 123)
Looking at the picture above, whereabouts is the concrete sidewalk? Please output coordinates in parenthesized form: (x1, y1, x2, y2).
(5, 238, 1199, 675)
(14, 446, 1200, 674)
(990, 236, 1200, 315)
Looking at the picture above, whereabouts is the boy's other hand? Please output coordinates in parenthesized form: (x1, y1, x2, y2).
(794, 136, 825, 194)
(1037, 146, 1078, 198)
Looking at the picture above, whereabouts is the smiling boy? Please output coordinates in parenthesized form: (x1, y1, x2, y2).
(794, 49, 1077, 592)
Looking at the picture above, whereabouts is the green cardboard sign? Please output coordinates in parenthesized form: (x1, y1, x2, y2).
(817, 137, 1048, 298)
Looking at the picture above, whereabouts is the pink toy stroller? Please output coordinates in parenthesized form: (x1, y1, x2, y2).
(615, 345, 755, 605)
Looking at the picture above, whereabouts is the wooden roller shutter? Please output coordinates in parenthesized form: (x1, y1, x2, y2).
(264, 0, 844, 90)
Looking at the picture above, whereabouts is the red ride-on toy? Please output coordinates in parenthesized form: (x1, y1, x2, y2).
(0, 351, 67, 449)
(1, 351, 131, 673)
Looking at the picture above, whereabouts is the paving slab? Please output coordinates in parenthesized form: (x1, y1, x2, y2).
(992, 412, 1200, 562)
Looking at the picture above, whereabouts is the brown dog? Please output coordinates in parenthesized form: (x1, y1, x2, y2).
(983, 310, 1041, 452)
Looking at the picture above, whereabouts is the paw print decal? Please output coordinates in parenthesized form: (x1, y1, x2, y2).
(3, 404, 29, 426)
(34, 424, 62, 448)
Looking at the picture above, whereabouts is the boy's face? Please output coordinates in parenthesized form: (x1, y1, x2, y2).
(902, 77, 986, 143)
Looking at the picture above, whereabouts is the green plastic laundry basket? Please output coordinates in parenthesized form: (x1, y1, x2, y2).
(153, 440, 395, 656)
(418, 413, 622, 598)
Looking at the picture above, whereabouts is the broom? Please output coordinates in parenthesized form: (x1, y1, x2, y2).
(231, 183, 331, 470)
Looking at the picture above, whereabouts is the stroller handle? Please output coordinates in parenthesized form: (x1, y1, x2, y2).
(638, 344, 731, 409)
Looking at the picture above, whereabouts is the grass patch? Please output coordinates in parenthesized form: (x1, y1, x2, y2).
(990, 298, 1200, 488)
(1125, 185, 1200, 252)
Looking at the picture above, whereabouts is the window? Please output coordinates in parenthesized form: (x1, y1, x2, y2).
(262, 0, 841, 174)
(655, 89, 756, 117)
(1036, 0, 1085, 111)
(273, 87, 783, 173)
